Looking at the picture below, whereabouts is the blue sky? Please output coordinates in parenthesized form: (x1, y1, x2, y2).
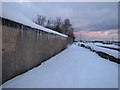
(2, 2, 118, 41)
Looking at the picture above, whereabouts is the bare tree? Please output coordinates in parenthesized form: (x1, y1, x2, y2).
(35, 15, 46, 26)
(55, 17, 62, 26)
(54, 17, 63, 32)
(46, 18, 52, 27)
(33, 15, 75, 40)
(62, 19, 72, 34)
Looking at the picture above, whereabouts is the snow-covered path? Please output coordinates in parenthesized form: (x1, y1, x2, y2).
(3, 45, 118, 88)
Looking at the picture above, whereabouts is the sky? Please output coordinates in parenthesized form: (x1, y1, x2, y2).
(2, 2, 118, 41)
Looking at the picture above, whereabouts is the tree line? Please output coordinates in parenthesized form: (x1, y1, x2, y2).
(33, 15, 75, 40)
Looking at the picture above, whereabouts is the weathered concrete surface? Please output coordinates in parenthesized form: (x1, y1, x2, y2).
(0, 24, 2, 85)
(2, 19, 68, 84)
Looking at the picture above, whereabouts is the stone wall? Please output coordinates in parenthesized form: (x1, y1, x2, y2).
(1, 18, 68, 84)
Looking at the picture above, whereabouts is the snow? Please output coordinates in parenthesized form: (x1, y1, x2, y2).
(2, 44, 118, 88)
(1, 4, 68, 37)
(93, 42, 119, 49)
(78, 42, 119, 59)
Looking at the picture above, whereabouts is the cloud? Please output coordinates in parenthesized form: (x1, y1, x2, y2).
(74, 29, 118, 41)
(75, 7, 117, 31)
(54, 7, 74, 19)
(71, 18, 92, 29)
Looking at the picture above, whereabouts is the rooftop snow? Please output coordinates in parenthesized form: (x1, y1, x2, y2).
(1, 5, 68, 37)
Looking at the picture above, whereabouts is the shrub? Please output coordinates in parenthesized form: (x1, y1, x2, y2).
(88, 47, 92, 50)
(92, 50, 96, 52)
(81, 44, 85, 47)
(116, 58, 120, 64)
(109, 55, 116, 61)
(96, 51, 109, 59)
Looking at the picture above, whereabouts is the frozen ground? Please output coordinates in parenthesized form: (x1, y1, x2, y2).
(2, 44, 118, 88)
(78, 42, 119, 59)
(94, 43, 119, 49)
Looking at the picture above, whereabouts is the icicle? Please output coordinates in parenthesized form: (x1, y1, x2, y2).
(37, 30, 39, 41)
(39, 31, 42, 42)
(21, 25, 24, 40)
(29, 30, 31, 41)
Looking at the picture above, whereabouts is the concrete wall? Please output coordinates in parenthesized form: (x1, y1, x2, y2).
(0, 19, 2, 85)
(2, 18, 68, 84)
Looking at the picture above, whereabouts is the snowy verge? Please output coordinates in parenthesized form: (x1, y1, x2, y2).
(94, 42, 119, 49)
(78, 42, 119, 59)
